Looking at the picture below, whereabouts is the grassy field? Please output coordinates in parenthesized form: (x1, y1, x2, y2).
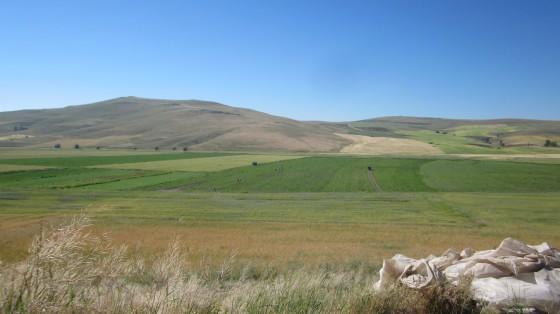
(0, 149, 559, 269)
(0, 168, 157, 189)
(347, 117, 560, 155)
(136, 156, 560, 193)
(160, 157, 431, 192)
(448, 124, 520, 137)
(400, 129, 560, 154)
(1, 190, 559, 268)
(420, 159, 560, 192)
(2, 153, 560, 193)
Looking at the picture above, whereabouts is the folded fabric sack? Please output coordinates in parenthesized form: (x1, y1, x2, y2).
(373, 238, 560, 311)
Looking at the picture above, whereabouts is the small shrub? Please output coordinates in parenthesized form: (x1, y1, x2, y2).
(545, 139, 558, 147)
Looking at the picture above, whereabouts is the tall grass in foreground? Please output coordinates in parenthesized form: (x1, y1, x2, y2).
(0, 217, 483, 313)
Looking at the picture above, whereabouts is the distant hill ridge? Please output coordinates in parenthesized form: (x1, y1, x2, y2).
(0, 97, 349, 151)
(1, 97, 559, 152)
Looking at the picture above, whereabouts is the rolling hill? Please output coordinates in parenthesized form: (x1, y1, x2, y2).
(0, 97, 350, 152)
(1, 97, 559, 154)
(343, 116, 560, 154)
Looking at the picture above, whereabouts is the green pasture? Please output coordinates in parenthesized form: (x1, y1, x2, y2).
(1, 190, 558, 228)
(400, 129, 560, 154)
(1, 189, 559, 263)
(448, 124, 519, 137)
(167, 157, 431, 192)
(79, 172, 201, 190)
(1, 153, 560, 193)
(0, 168, 155, 189)
(400, 130, 498, 154)
(420, 159, 560, 192)
(1, 149, 560, 267)
(140, 156, 560, 193)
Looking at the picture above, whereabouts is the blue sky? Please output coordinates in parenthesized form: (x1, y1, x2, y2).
(0, 0, 559, 121)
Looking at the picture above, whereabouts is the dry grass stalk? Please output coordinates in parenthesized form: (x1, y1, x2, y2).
(0, 216, 483, 313)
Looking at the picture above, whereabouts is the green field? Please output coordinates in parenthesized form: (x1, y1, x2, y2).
(3, 155, 560, 192)
(420, 159, 560, 192)
(400, 129, 560, 154)
(347, 118, 560, 154)
(448, 124, 520, 137)
(1, 149, 559, 271)
(153, 157, 560, 192)
(1, 189, 559, 267)
(0, 168, 156, 189)
(160, 157, 430, 192)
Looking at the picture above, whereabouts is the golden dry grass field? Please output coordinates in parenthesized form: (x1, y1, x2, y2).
(0, 164, 51, 172)
(336, 133, 442, 155)
(94, 154, 304, 171)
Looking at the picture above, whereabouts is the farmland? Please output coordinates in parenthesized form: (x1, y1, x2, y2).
(1, 149, 559, 271)
(347, 118, 560, 155)
(96, 154, 304, 172)
(153, 157, 560, 192)
(0, 150, 231, 167)
(0, 164, 51, 172)
(1, 189, 559, 268)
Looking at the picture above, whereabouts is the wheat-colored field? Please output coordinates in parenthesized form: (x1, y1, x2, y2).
(0, 164, 51, 172)
(336, 133, 442, 155)
(0, 147, 160, 159)
(94, 154, 304, 172)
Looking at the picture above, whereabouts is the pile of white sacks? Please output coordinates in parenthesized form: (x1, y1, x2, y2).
(374, 238, 560, 311)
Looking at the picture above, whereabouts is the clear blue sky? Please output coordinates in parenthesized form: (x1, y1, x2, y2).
(0, 0, 559, 121)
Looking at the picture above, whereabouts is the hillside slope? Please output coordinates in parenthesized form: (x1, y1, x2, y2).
(1, 98, 559, 154)
(0, 97, 349, 152)
(344, 116, 560, 153)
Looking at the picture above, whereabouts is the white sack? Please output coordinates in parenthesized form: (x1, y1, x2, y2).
(373, 238, 560, 311)
(471, 268, 560, 311)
